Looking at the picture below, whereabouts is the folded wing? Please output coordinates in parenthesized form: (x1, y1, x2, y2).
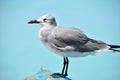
(47, 27, 111, 52)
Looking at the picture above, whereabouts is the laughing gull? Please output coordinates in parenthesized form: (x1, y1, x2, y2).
(28, 14, 120, 77)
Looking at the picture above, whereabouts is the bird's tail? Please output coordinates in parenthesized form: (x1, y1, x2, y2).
(109, 45, 120, 48)
(109, 45, 120, 52)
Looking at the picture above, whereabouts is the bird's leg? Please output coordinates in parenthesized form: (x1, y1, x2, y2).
(51, 57, 67, 78)
(65, 57, 69, 76)
(61, 57, 69, 77)
(61, 57, 66, 76)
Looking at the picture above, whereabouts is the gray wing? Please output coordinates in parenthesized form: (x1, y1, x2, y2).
(76, 38, 111, 52)
(47, 27, 111, 52)
(47, 27, 89, 51)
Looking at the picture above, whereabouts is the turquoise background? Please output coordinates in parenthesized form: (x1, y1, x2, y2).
(0, 0, 120, 80)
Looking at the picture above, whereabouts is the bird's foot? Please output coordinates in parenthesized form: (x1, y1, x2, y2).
(51, 73, 61, 78)
(61, 73, 68, 77)
(51, 73, 67, 78)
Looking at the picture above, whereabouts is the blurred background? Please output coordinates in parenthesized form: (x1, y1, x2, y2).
(0, 0, 120, 80)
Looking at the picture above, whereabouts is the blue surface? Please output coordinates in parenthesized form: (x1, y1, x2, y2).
(0, 0, 120, 80)
(25, 69, 71, 80)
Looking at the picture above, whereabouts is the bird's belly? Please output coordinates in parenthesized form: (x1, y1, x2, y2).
(41, 40, 93, 57)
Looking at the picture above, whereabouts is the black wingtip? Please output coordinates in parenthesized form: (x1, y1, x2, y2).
(109, 45, 120, 48)
(109, 45, 120, 52)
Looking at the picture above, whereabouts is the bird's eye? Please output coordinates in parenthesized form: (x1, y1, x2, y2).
(43, 18, 47, 21)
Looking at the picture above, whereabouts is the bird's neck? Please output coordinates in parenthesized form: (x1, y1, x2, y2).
(39, 25, 55, 41)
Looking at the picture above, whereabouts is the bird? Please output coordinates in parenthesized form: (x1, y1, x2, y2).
(28, 14, 120, 77)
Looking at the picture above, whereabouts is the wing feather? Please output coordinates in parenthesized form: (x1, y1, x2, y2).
(47, 27, 89, 51)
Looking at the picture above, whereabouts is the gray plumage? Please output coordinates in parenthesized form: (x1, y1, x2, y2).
(47, 27, 109, 52)
(28, 14, 120, 57)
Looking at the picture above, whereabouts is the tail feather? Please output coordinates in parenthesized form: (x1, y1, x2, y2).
(109, 45, 120, 48)
(110, 49, 120, 52)
(109, 45, 120, 52)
